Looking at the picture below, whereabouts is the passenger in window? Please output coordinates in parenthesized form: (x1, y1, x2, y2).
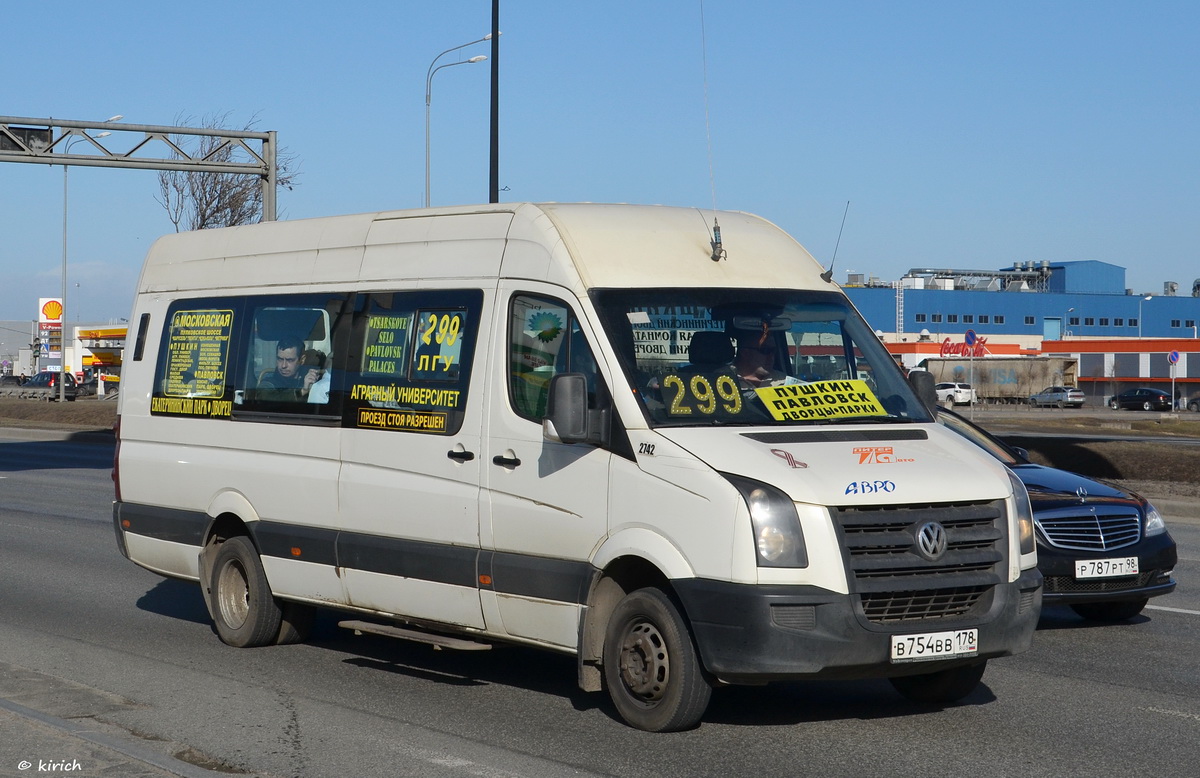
(258, 336, 314, 400)
(299, 349, 330, 404)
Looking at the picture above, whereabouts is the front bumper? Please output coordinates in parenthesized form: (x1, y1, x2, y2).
(1038, 531, 1177, 605)
(673, 569, 1043, 685)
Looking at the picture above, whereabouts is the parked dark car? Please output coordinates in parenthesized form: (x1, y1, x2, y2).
(1109, 388, 1172, 411)
(0, 374, 24, 387)
(937, 407, 1177, 621)
(76, 375, 99, 397)
(22, 371, 78, 401)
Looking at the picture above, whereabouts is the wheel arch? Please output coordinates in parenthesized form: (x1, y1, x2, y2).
(577, 550, 683, 693)
(197, 491, 261, 620)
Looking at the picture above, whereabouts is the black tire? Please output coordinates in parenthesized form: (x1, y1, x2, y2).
(210, 536, 283, 648)
(1109, 399, 1119, 410)
(890, 660, 987, 704)
(1142, 401, 1153, 411)
(276, 601, 316, 645)
(603, 587, 712, 732)
(1070, 599, 1148, 622)
(1189, 400, 1199, 412)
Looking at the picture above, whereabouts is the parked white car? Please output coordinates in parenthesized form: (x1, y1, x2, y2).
(935, 382, 976, 405)
(1028, 386, 1085, 408)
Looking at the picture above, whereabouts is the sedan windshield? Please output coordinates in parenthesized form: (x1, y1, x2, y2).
(590, 287, 932, 427)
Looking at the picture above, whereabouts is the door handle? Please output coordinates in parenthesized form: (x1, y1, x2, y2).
(492, 451, 522, 468)
(446, 449, 475, 462)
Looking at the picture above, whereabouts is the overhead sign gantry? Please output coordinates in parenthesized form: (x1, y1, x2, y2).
(0, 115, 278, 220)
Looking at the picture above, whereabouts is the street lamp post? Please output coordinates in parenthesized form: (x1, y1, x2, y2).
(425, 35, 492, 208)
(1138, 294, 1153, 338)
(61, 115, 121, 400)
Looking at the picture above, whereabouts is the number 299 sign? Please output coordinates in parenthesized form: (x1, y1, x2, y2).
(661, 370, 743, 416)
(659, 371, 886, 423)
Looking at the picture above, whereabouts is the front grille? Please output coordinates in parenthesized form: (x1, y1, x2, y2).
(860, 586, 989, 622)
(1044, 571, 1156, 594)
(1036, 506, 1141, 551)
(832, 500, 1006, 624)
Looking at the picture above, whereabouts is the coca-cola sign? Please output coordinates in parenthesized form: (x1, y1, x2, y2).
(940, 336, 987, 357)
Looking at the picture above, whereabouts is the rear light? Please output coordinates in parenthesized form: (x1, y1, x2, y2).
(111, 415, 122, 502)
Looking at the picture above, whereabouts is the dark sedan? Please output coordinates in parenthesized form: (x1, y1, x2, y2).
(1108, 388, 1172, 411)
(938, 408, 1177, 621)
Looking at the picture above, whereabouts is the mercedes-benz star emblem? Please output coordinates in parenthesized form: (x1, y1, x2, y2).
(916, 521, 948, 561)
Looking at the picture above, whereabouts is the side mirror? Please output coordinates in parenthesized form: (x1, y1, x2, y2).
(908, 370, 938, 413)
(543, 373, 589, 444)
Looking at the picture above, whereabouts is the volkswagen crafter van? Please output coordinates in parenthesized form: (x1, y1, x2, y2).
(113, 202, 1042, 731)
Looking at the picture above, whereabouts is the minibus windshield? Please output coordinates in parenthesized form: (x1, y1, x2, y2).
(591, 288, 933, 427)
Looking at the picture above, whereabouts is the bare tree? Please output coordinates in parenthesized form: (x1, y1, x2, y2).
(156, 112, 299, 231)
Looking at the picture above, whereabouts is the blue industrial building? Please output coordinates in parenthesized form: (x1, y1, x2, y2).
(842, 261, 1200, 343)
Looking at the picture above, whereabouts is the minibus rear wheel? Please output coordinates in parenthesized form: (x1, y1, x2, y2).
(211, 536, 283, 648)
(889, 660, 987, 704)
(602, 587, 712, 732)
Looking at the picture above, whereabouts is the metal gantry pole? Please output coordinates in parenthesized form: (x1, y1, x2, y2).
(490, 0, 500, 203)
(61, 155, 68, 400)
(263, 130, 277, 221)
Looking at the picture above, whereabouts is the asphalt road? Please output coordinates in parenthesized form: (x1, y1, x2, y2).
(1, 431, 1198, 778)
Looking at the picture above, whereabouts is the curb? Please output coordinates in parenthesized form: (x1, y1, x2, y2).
(0, 426, 115, 446)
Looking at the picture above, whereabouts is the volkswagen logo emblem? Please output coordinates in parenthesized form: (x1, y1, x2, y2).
(916, 521, 948, 561)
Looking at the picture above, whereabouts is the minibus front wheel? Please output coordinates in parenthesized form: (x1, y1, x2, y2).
(603, 587, 712, 732)
(210, 536, 283, 648)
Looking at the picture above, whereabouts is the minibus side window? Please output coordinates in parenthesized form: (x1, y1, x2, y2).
(342, 289, 482, 435)
(150, 298, 241, 419)
(508, 294, 603, 421)
(234, 292, 352, 419)
(131, 313, 151, 361)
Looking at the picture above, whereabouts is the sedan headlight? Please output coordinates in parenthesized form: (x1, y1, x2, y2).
(723, 474, 808, 568)
(1008, 470, 1036, 555)
(1144, 502, 1167, 536)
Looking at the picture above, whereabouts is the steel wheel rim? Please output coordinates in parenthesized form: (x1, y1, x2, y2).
(618, 620, 670, 705)
(217, 559, 250, 629)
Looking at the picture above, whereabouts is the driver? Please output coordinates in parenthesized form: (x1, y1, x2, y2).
(734, 330, 790, 388)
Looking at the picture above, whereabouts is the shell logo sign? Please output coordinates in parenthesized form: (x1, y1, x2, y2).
(40, 298, 64, 322)
(42, 299, 63, 320)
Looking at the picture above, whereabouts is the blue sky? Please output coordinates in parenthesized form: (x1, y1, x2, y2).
(1, 1, 1196, 322)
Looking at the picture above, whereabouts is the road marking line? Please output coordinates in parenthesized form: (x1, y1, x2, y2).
(1147, 604, 1200, 616)
(1139, 706, 1200, 723)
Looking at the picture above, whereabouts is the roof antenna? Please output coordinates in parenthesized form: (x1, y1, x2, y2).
(699, 1, 725, 263)
(820, 200, 850, 283)
(710, 217, 726, 262)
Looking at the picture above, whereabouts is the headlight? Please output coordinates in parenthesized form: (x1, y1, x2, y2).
(1008, 470, 1036, 555)
(1144, 502, 1167, 536)
(723, 474, 807, 568)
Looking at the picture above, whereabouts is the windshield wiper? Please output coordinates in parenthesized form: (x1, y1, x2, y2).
(816, 414, 915, 425)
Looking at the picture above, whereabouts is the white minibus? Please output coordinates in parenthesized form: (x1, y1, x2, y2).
(113, 202, 1042, 731)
